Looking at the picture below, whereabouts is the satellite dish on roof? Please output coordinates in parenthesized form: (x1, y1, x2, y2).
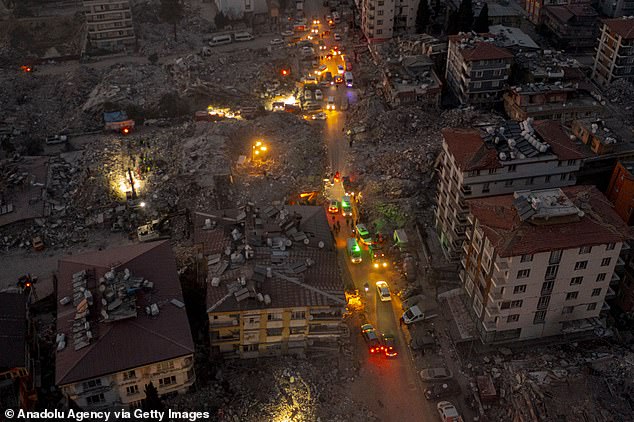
(318, 241, 324, 248)
(304, 238, 310, 245)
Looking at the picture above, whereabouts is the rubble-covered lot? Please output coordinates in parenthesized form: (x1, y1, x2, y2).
(166, 355, 377, 422)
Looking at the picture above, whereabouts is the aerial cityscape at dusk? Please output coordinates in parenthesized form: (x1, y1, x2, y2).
(1, 0, 634, 421)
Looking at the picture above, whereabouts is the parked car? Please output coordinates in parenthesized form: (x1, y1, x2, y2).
(334, 75, 344, 84)
(376, 281, 391, 302)
(334, 33, 342, 41)
(424, 380, 461, 400)
(420, 367, 453, 382)
(281, 30, 294, 37)
(402, 305, 425, 324)
(311, 112, 327, 120)
(337, 65, 344, 74)
(328, 200, 339, 213)
(270, 38, 285, 45)
(437, 401, 464, 422)
(314, 89, 323, 100)
(355, 223, 373, 245)
(46, 134, 69, 145)
(361, 324, 382, 354)
(382, 333, 398, 358)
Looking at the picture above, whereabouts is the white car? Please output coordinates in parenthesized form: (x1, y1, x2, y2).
(281, 30, 294, 37)
(270, 38, 284, 45)
(437, 401, 463, 422)
(376, 281, 391, 302)
(314, 89, 323, 100)
(334, 33, 342, 41)
(337, 65, 344, 74)
(311, 112, 327, 120)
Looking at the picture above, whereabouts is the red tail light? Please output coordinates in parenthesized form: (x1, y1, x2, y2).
(370, 348, 375, 353)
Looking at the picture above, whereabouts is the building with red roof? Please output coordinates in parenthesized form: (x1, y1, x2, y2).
(462, 185, 629, 343)
(435, 119, 589, 261)
(540, 3, 599, 51)
(592, 18, 634, 86)
(55, 241, 195, 409)
(445, 33, 514, 106)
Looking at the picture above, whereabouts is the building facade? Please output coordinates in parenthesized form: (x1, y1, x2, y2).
(540, 4, 598, 51)
(524, 0, 589, 25)
(599, 0, 634, 18)
(445, 34, 513, 106)
(606, 161, 634, 225)
(462, 186, 626, 343)
(83, 0, 135, 52)
(435, 120, 587, 261)
(55, 242, 195, 409)
(503, 83, 603, 122)
(592, 18, 634, 87)
(360, 0, 395, 42)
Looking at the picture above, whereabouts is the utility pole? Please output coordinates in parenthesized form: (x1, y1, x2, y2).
(127, 167, 136, 199)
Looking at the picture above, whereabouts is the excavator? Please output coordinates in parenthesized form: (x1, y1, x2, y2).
(137, 209, 190, 242)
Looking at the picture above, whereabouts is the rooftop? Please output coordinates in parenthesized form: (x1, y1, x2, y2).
(449, 32, 514, 62)
(55, 241, 194, 386)
(385, 55, 441, 94)
(603, 17, 634, 40)
(467, 185, 631, 257)
(514, 50, 583, 81)
(0, 156, 48, 227)
(543, 4, 598, 23)
(442, 119, 588, 171)
(196, 205, 346, 314)
(0, 293, 27, 370)
(575, 119, 622, 146)
(489, 25, 540, 50)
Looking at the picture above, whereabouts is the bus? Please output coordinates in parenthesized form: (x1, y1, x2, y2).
(234, 32, 254, 42)
(346, 238, 362, 264)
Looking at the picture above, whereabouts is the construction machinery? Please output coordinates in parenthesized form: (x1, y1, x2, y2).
(137, 209, 190, 242)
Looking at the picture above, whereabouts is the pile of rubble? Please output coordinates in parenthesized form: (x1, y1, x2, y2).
(605, 79, 634, 114)
(166, 356, 377, 422)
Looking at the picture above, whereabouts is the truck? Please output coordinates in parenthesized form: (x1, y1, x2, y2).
(341, 195, 352, 216)
(369, 244, 388, 269)
(103, 111, 135, 133)
(344, 71, 353, 87)
(346, 238, 362, 264)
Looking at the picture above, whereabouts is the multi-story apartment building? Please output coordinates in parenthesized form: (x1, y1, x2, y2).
(599, 0, 634, 18)
(503, 83, 603, 122)
(56, 241, 195, 409)
(196, 205, 347, 358)
(393, 0, 420, 34)
(83, 0, 135, 52)
(592, 18, 634, 87)
(524, 0, 589, 25)
(445, 33, 514, 106)
(461, 185, 627, 343)
(435, 119, 588, 261)
(540, 4, 599, 51)
(606, 161, 634, 225)
(360, 0, 395, 42)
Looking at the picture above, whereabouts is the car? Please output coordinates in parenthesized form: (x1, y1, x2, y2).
(316, 64, 328, 75)
(323, 72, 333, 85)
(311, 25, 319, 34)
(334, 171, 341, 183)
(424, 380, 461, 400)
(334, 75, 344, 84)
(314, 89, 323, 100)
(326, 14, 332, 21)
(328, 200, 339, 213)
(355, 223, 373, 245)
(312, 60, 319, 68)
(337, 65, 344, 74)
(375, 281, 391, 301)
(312, 17, 320, 25)
(281, 30, 294, 37)
(361, 324, 383, 354)
(334, 33, 342, 41)
(420, 368, 453, 382)
(305, 75, 318, 84)
(303, 90, 313, 100)
(318, 40, 327, 50)
(302, 46, 314, 55)
(382, 333, 398, 357)
(325, 54, 333, 60)
(311, 112, 327, 120)
(272, 102, 285, 111)
(437, 401, 464, 422)
(326, 96, 336, 110)
(270, 38, 284, 45)
(402, 305, 427, 324)
(46, 134, 69, 145)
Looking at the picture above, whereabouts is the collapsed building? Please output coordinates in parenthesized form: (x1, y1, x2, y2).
(196, 204, 347, 359)
(55, 241, 195, 409)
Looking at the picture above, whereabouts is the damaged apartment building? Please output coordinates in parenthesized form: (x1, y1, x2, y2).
(55, 241, 195, 409)
(461, 185, 628, 343)
(435, 119, 588, 262)
(83, 0, 135, 52)
(196, 204, 347, 358)
(358, 0, 421, 42)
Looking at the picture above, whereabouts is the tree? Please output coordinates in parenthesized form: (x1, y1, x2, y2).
(457, 0, 474, 33)
(159, 0, 184, 42)
(415, 0, 431, 34)
(473, 3, 489, 33)
(143, 382, 164, 411)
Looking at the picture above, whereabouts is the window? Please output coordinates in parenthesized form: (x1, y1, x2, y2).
(545, 265, 558, 280)
(541, 281, 554, 295)
(468, 170, 480, 177)
(579, 246, 592, 254)
(567, 160, 576, 166)
(562, 306, 574, 314)
(123, 370, 136, 380)
(488, 168, 497, 174)
(591, 288, 601, 297)
(82, 379, 102, 390)
(492, 80, 499, 87)
(560, 173, 567, 181)
(510, 300, 523, 308)
(587, 303, 597, 311)
(159, 375, 177, 387)
(376, 29, 382, 34)
(570, 277, 583, 286)
(126, 385, 139, 396)
(549, 250, 562, 264)
(606, 243, 616, 250)
(537, 295, 550, 309)
(475, 71, 483, 77)
(526, 177, 534, 185)
(545, 175, 551, 183)
(243, 344, 259, 352)
(508, 165, 517, 172)
(513, 285, 527, 294)
(517, 269, 530, 279)
(378, 0, 384, 4)
(378, 10, 384, 15)
(377, 19, 383, 25)
(156, 361, 174, 372)
(290, 326, 305, 335)
(566, 292, 579, 300)
(505, 180, 513, 187)
(267, 327, 283, 336)
(574, 261, 588, 270)
(601, 257, 611, 267)
(86, 393, 105, 405)
(533, 310, 546, 324)
(482, 183, 490, 193)
(520, 254, 533, 263)
(268, 312, 283, 321)
(507, 314, 520, 323)
(596, 273, 607, 282)
(291, 310, 306, 320)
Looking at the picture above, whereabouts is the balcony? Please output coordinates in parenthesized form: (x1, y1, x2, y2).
(492, 274, 507, 287)
(488, 289, 503, 301)
(482, 319, 497, 331)
(494, 259, 509, 272)
(541, 285, 553, 296)
(485, 304, 500, 317)
(459, 270, 465, 283)
(209, 318, 239, 328)
(461, 257, 467, 269)
(621, 241, 631, 252)
(465, 229, 472, 240)
(463, 242, 470, 254)
(457, 213, 467, 223)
